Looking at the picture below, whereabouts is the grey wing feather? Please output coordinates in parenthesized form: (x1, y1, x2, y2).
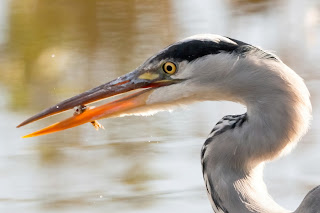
(295, 185, 320, 213)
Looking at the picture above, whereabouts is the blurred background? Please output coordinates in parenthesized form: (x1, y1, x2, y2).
(0, 0, 320, 212)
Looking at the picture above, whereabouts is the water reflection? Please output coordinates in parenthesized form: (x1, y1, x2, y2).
(0, 0, 320, 212)
(228, 0, 279, 14)
(2, 0, 176, 111)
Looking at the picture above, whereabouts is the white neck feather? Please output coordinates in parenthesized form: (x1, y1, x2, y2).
(196, 54, 312, 213)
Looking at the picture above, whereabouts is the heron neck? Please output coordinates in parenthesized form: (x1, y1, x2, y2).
(206, 57, 311, 213)
(236, 58, 311, 167)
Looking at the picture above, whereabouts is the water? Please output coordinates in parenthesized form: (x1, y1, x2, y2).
(0, 0, 320, 212)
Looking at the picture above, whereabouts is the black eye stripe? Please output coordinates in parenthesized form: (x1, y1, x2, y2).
(151, 39, 239, 63)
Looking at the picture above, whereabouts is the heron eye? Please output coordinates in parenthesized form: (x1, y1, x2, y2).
(163, 62, 176, 74)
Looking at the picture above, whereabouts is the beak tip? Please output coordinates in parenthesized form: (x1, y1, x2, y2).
(22, 132, 41, 138)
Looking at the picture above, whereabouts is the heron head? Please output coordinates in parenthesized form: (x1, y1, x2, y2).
(17, 34, 241, 137)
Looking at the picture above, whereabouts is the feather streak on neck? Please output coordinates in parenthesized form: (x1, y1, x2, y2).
(204, 54, 311, 213)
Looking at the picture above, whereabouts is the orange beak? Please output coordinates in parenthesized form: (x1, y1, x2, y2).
(17, 69, 181, 138)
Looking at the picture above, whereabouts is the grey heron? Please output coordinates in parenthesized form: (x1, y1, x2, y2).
(17, 34, 320, 213)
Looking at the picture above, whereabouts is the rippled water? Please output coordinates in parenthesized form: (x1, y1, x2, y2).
(0, 0, 320, 212)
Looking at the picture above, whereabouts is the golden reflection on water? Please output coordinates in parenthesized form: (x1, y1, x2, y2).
(1, 0, 320, 212)
(2, 0, 175, 111)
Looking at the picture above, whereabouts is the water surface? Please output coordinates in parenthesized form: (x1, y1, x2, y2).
(0, 0, 320, 212)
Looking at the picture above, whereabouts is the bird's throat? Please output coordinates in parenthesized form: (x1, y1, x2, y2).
(203, 56, 312, 213)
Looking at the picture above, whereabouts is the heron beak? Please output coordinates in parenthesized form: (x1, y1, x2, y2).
(17, 69, 179, 138)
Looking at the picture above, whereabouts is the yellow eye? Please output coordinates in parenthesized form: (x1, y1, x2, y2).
(163, 62, 177, 74)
